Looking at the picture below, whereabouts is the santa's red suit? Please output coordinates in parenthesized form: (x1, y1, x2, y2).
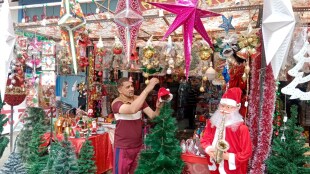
(200, 112, 252, 174)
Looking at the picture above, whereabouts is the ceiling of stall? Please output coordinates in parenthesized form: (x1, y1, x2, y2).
(14, 0, 310, 45)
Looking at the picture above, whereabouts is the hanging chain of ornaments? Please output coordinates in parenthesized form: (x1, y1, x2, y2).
(95, 46, 106, 77)
(199, 42, 215, 92)
(165, 36, 174, 75)
(280, 110, 288, 142)
(142, 36, 158, 85)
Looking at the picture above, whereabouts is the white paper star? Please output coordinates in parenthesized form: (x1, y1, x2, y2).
(0, 0, 16, 100)
(262, 0, 295, 79)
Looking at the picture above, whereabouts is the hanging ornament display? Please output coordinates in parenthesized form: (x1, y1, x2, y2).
(58, 0, 86, 75)
(141, 36, 162, 83)
(237, 24, 260, 59)
(148, 0, 221, 79)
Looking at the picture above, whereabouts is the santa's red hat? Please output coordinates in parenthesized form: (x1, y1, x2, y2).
(220, 87, 242, 107)
(158, 87, 173, 102)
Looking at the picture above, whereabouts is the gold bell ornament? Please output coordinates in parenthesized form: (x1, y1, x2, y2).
(236, 47, 250, 60)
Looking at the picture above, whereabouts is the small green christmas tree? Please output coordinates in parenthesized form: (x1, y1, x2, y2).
(52, 133, 79, 174)
(135, 103, 184, 174)
(77, 138, 96, 174)
(18, 107, 48, 161)
(27, 123, 49, 174)
(266, 105, 310, 174)
(0, 97, 9, 158)
(41, 141, 62, 174)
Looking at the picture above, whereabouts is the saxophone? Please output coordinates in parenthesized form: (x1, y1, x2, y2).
(214, 113, 230, 164)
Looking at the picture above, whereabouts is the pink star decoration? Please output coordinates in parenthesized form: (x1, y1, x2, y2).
(114, 0, 144, 63)
(149, 0, 221, 79)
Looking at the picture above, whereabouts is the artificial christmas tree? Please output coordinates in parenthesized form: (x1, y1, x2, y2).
(27, 123, 49, 174)
(52, 133, 79, 174)
(18, 107, 48, 161)
(0, 97, 9, 158)
(77, 138, 96, 174)
(135, 103, 184, 174)
(41, 141, 62, 174)
(266, 105, 310, 174)
(0, 136, 27, 174)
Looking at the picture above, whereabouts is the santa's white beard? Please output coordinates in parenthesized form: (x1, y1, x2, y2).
(210, 109, 244, 131)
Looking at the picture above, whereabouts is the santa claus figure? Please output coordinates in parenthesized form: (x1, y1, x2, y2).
(200, 87, 252, 174)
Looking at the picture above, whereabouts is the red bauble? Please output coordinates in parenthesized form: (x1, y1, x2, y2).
(98, 71, 102, 76)
(113, 48, 122, 55)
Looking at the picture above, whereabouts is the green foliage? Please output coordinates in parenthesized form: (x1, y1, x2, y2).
(135, 103, 184, 174)
(41, 141, 62, 174)
(0, 114, 9, 158)
(0, 97, 8, 158)
(18, 107, 48, 162)
(27, 124, 49, 174)
(0, 152, 27, 174)
(266, 105, 310, 174)
(52, 133, 79, 174)
(77, 139, 96, 174)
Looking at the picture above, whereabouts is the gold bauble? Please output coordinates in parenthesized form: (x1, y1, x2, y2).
(199, 51, 211, 61)
(144, 49, 154, 59)
(242, 73, 247, 82)
(244, 65, 250, 74)
(143, 73, 149, 78)
(238, 42, 245, 48)
(202, 66, 208, 71)
(146, 64, 152, 69)
(247, 37, 253, 43)
(199, 86, 205, 92)
(145, 79, 150, 85)
(202, 76, 208, 81)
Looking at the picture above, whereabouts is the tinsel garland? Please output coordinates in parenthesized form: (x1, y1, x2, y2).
(247, 44, 276, 173)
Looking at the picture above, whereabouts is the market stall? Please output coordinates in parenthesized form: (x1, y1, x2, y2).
(0, 0, 310, 173)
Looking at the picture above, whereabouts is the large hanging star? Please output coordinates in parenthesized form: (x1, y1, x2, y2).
(149, 0, 221, 79)
(219, 15, 235, 34)
(262, 0, 295, 79)
(0, 0, 16, 101)
(114, 0, 144, 62)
